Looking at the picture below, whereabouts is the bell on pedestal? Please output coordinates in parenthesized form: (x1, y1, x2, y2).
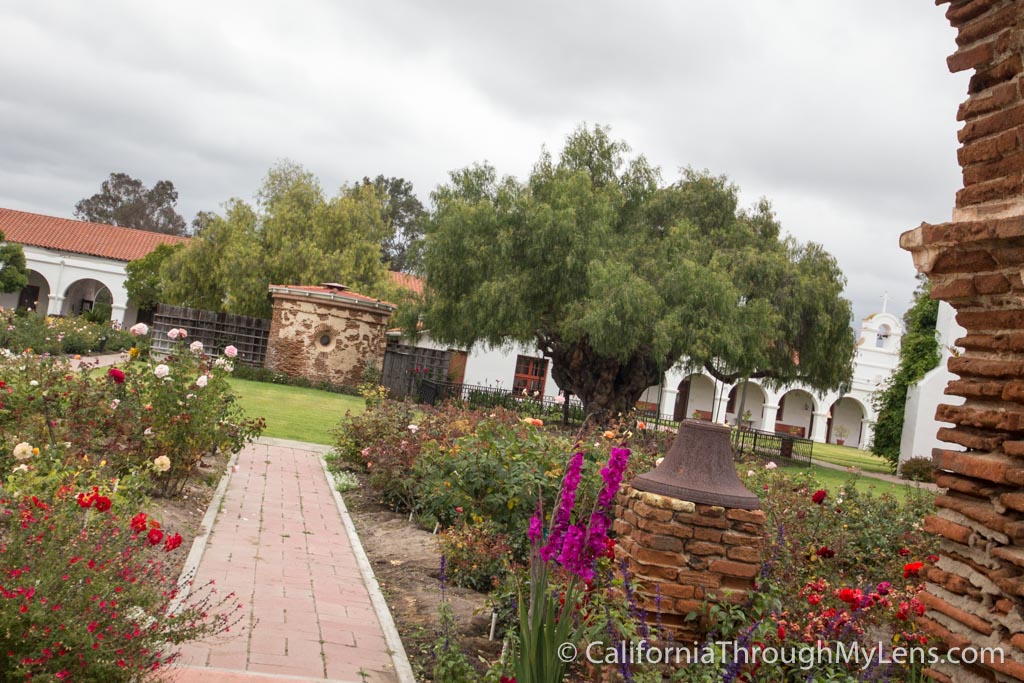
(632, 420, 760, 510)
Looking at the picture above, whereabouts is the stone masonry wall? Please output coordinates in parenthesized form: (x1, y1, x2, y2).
(900, 1, 1024, 680)
(613, 485, 765, 641)
(265, 293, 391, 387)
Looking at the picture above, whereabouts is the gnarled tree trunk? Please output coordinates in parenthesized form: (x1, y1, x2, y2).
(543, 336, 662, 425)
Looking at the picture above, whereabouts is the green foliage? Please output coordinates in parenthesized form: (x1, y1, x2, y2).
(420, 124, 854, 420)
(872, 279, 941, 470)
(414, 420, 574, 559)
(160, 161, 390, 318)
(0, 312, 134, 355)
(0, 232, 28, 294)
(741, 464, 936, 588)
(437, 518, 512, 591)
(360, 175, 427, 273)
(0, 491, 239, 681)
(74, 172, 188, 236)
(0, 338, 263, 500)
(125, 242, 183, 311)
(432, 578, 478, 683)
(670, 465, 938, 682)
(230, 362, 360, 396)
(899, 456, 935, 482)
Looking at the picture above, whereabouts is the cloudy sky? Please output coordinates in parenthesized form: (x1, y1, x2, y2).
(0, 1, 968, 325)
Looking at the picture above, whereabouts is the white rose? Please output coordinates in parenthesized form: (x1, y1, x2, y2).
(196, 375, 208, 388)
(153, 455, 171, 473)
(166, 329, 179, 340)
(130, 323, 149, 336)
(12, 442, 33, 460)
(189, 341, 204, 354)
(154, 364, 169, 378)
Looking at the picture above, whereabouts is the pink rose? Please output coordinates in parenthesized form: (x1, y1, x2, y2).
(224, 345, 238, 358)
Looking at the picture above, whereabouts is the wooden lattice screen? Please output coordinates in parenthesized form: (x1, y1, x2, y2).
(152, 304, 270, 367)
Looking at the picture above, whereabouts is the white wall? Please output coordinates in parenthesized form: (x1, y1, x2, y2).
(830, 397, 867, 447)
(6, 245, 135, 324)
(900, 301, 965, 464)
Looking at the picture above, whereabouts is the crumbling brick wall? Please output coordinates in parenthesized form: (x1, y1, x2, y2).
(900, 1, 1024, 680)
(265, 289, 392, 388)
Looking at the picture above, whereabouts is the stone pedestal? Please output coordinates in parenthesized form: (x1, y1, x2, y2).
(613, 485, 765, 641)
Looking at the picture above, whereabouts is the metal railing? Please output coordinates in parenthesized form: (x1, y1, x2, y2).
(731, 426, 814, 466)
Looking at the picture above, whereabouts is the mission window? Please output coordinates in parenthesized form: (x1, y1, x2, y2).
(513, 355, 547, 396)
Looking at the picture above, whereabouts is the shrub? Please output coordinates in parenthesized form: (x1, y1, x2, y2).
(231, 364, 360, 395)
(437, 518, 513, 592)
(414, 419, 575, 559)
(0, 489, 241, 681)
(0, 332, 263, 500)
(899, 456, 935, 482)
(0, 311, 135, 356)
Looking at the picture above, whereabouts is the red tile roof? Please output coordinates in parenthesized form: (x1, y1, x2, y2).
(0, 207, 188, 262)
(269, 284, 396, 310)
(387, 271, 424, 295)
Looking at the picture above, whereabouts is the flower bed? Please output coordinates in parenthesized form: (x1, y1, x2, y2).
(334, 397, 939, 682)
(0, 310, 135, 356)
(0, 325, 263, 679)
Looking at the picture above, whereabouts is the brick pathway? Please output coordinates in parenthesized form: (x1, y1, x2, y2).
(167, 441, 407, 683)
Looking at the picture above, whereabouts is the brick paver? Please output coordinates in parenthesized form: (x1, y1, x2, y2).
(167, 442, 400, 682)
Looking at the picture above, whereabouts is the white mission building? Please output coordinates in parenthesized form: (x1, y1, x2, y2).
(401, 307, 905, 450)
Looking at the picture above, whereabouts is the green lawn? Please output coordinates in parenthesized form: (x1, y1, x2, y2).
(778, 462, 925, 500)
(811, 442, 892, 474)
(227, 378, 365, 445)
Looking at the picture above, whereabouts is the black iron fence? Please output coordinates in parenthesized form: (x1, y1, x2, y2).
(731, 426, 814, 466)
(417, 380, 587, 424)
(416, 380, 814, 466)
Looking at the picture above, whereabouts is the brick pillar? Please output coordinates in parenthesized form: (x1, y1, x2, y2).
(901, 2, 1024, 680)
(613, 486, 765, 641)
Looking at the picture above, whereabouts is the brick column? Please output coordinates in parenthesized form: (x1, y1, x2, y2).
(613, 487, 765, 641)
(901, 2, 1024, 680)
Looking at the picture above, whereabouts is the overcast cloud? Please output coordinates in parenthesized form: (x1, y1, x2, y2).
(0, 0, 969, 325)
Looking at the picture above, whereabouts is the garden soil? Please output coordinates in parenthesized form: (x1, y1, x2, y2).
(342, 474, 501, 680)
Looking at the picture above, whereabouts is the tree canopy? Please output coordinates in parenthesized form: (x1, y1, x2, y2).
(418, 125, 855, 421)
(158, 162, 390, 319)
(124, 243, 183, 312)
(871, 278, 941, 470)
(74, 173, 188, 236)
(0, 231, 29, 295)
(359, 175, 426, 274)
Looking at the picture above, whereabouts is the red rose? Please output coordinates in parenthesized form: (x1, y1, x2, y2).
(107, 368, 125, 385)
(926, 554, 939, 563)
(838, 588, 861, 605)
(147, 528, 164, 546)
(164, 532, 183, 552)
(903, 561, 924, 578)
(815, 546, 835, 559)
(897, 547, 911, 557)
(811, 489, 827, 505)
(93, 496, 112, 513)
(777, 625, 786, 640)
(76, 493, 93, 508)
(130, 513, 148, 533)
(807, 594, 821, 606)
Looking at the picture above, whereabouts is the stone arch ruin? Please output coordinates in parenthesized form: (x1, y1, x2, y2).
(900, 1, 1024, 680)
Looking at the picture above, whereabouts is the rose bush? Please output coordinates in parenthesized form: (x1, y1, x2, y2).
(0, 311, 134, 356)
(0, 332, 263, 499)
(0, 487, 240, 681)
